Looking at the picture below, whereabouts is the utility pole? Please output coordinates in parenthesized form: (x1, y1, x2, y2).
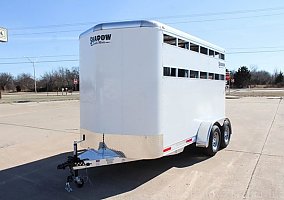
(1, 27, 8, 99)
(25, 57, 37, 93)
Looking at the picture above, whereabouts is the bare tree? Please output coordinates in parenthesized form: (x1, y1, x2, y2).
(250, 70, 272, 85)
(0, 72, 14, 91)
(15, 73, 34, 92)
(38, 71, 55, 92)
(274, 71, 284, 86)
(37, 67, 79, 92)
(0, 66, 80, 93)
(65, 67, 79, 90)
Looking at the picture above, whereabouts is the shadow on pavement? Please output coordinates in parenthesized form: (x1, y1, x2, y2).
(0, 145, 209, 200)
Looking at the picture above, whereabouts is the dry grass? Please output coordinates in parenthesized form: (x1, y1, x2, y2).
(1, 88, 283, 104)
(0, 92, 79, 104)
(226, 88, 284, 97)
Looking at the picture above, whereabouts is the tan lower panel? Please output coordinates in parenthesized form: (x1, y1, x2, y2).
(80, 129, 164, 159)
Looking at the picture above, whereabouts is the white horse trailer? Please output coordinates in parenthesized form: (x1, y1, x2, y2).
(58, 20, 232, 191)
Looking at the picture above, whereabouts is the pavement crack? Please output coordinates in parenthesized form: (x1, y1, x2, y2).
(0, 122, 79, 134)
(243, 98, 282, 199)
(261, 153, 284, 158)
(224, 149, 284, 158)
(0, 143, 15, 149)
(224, 149, 260, 155)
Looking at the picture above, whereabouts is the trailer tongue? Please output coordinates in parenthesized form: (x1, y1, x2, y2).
(57, 135, 130, 192)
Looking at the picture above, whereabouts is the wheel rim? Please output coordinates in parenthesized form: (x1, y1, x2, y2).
(212, 131, 220, 152)
(224, 125, 230, 144)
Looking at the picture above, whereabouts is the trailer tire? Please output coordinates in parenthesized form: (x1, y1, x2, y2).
(75, 177, 84, 188)
(204, 125, 221, 156)
(220, 119, 231, 148)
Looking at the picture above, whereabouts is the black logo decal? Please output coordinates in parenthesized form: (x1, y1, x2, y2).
(90, 34, 111, 46)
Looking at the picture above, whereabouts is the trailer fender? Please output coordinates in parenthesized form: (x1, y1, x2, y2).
(196, 121, 212, 148)
(196, 119, 225, 148)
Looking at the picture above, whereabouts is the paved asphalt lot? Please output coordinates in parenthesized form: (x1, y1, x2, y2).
(0, 97, 283, 200)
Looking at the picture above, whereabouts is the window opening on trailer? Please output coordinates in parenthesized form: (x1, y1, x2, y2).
(209, 49, 214, 57)
(208, 73, 214, 80)
(200, 46, 208, 55)
(190, 43, 199, 52)
(215, 74, 220, 80)
(220, 53, 225, 60)
(215, 51, 220, 58)
(163, 34, 177, 46)
(178, 39, 189, 49)
(190, 70, 199, 78)
(200, 71, 208, 79)
(178, 69, 189, 77)
(164, 67, 176, 77)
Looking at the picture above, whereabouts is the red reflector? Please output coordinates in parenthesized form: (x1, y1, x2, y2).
(186, 138, 192, 143)
(163, 147, 171, 152)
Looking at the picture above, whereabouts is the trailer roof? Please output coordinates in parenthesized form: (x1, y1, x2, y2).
(80, 20, 224, 52)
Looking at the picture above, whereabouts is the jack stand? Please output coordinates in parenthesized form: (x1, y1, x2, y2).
(65, 182, 72, 192)
(57, 135, 86, 191)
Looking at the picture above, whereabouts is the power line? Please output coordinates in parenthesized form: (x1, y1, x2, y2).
(9, 12, 284, 37)
(227, 46, 284, 50)
(151, 6, 284, 20)
(10, 29, 82, 36)
(227, 49, 284, 54)
(8, 6, 284, 31)
(0, 59, 78, 65)
(167, 12, 284, 24)
(9, 22, 95, 31)
(0, 54, 78, 60)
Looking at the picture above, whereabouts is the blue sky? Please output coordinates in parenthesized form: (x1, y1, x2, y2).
(1, 0, 284, 78)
